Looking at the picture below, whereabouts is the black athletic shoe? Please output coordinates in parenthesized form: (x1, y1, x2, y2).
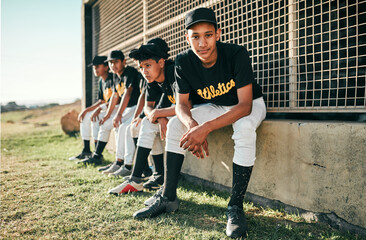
(143, 173, 164, 190)
(144, 186, 164, 206)
(77, 153, 103, 165)
(98, 162, 113, 172)
(142, 168, 153, 181)
(68, 151, 91, 161)
(133, 195, 179, 219)
(226, 205, 248, 238)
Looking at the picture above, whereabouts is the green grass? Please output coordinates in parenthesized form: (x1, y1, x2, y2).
(1, 108, 365, 239)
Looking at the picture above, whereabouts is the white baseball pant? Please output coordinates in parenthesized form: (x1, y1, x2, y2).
(80, 111, 102, 141)
(124, 123, 138, 165)
(136, 117, 165, 154)
(124, 119, 164, 165)
(94, 105, 119, 142)
(165, 97, 266, 167)
(115, 106, 136, 160)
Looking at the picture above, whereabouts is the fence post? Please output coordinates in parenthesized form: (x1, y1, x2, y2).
(288, 0, 298, 108)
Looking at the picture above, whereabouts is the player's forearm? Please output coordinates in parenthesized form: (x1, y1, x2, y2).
(116, 89, 132, 117)
(176, 103, 195, 129)
(104, 94, 118, 118)
(202, 102, 252, 133)
(85, 100, 105, 112)
(155, 106, 175, 118)
(133, 93, 145, 119)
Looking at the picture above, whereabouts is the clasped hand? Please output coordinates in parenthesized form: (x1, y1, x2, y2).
(179, 123, 210, 159)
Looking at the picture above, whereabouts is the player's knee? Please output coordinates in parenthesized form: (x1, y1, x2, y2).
(167, 116, 182, 131)
(233, 124, 256, 142)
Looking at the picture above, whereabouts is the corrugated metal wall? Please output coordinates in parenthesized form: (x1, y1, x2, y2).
(89, 0, 365, 113)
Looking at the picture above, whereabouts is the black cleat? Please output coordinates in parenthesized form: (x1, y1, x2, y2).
(142, 168, 153, 181)
(226, 205, 248, 238)
(69, 151, 92, 161)
(143, 173, 164, 190)
(77, 153, 103, 165)
(98, 162, 113, 172)
(144, 186, 164, 206)
(133, 195, 179, 219)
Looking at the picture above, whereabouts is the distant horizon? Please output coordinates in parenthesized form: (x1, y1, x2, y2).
(0, 97, 81, 107)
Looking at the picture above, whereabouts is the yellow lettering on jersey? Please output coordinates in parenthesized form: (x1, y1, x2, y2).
(167, 95, 176, 104)
(116, 82, 125, 97)
(196, 79, 235, 100)
(103, 88, 113, 102)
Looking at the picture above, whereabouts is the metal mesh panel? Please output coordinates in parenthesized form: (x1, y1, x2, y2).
(91, 0, 143, 102)
(90, 0, 366, 112)
(296, 0, 365, 111)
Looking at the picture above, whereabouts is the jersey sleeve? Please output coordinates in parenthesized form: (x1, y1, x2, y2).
(174, 57, 191, 94)
(112, 74, 118, 93)
(125, 68, 139, 90)
(97, 79, 103, 100)
(139, 73, 147, 93)
(232, 47, 255, 89)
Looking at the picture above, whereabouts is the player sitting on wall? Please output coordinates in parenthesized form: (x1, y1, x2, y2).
(108, 38, 176, 194)
(69, 56, 113, 161)
(78, 50, 140, 167)
(133, 8, 266, 239)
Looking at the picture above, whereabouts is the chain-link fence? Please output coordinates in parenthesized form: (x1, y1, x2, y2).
(90, 0, 365, 113)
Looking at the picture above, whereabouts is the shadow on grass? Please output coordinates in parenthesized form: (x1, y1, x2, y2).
(132, 178, 360, 240)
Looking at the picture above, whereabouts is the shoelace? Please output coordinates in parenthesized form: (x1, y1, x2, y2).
(150, 174, 162, 181)
(152, 187, 164, 198)
(148, 195, 165, 212)
(227, 207, 241, 224)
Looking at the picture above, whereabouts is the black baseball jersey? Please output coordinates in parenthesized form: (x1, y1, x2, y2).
(113, 66, 140, 107)
(138, 72, 147, 93)
(146, 60, 177, 106)
(156, 93, 173, 109)
(97, 72, 114, 103)
(175, 41, 262, 106)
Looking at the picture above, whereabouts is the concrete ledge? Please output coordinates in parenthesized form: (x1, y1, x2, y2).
(181, 120, 366, 231)
(182, 173, 366, 237)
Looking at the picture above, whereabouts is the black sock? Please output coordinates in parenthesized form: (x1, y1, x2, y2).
(125, 164, 132, 170)
(163, 152, 184, 201)
(133, 138, 138, 146)
(143, 164, 152, 176)
(152, 154, 164, 176)
(95, 141, 107, 156)
(82, 140, 91, 153)
(116, 159, 124, 166)
(228, 163, 253, 209)
(131, 146, 151, 178)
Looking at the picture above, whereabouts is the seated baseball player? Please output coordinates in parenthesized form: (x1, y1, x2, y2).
(108, 38, 176, 194)
(133, 8, 266, 239)
(78, 50, 140, 166)
(102, 72, 152, 178)
(69, 56, 113, 161)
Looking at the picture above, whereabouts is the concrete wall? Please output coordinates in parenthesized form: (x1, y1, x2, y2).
(181, 120, 366, 230)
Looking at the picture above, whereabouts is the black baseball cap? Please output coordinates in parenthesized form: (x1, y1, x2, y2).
(88, 56, 108, 67)
(185, 8, 217, 30)
(147, 38, 170, 55)
(105, 50, 125, 62)
(129, 38, 170, 60)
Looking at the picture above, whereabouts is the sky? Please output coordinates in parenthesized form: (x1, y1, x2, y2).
(1, 0, 82, 106)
